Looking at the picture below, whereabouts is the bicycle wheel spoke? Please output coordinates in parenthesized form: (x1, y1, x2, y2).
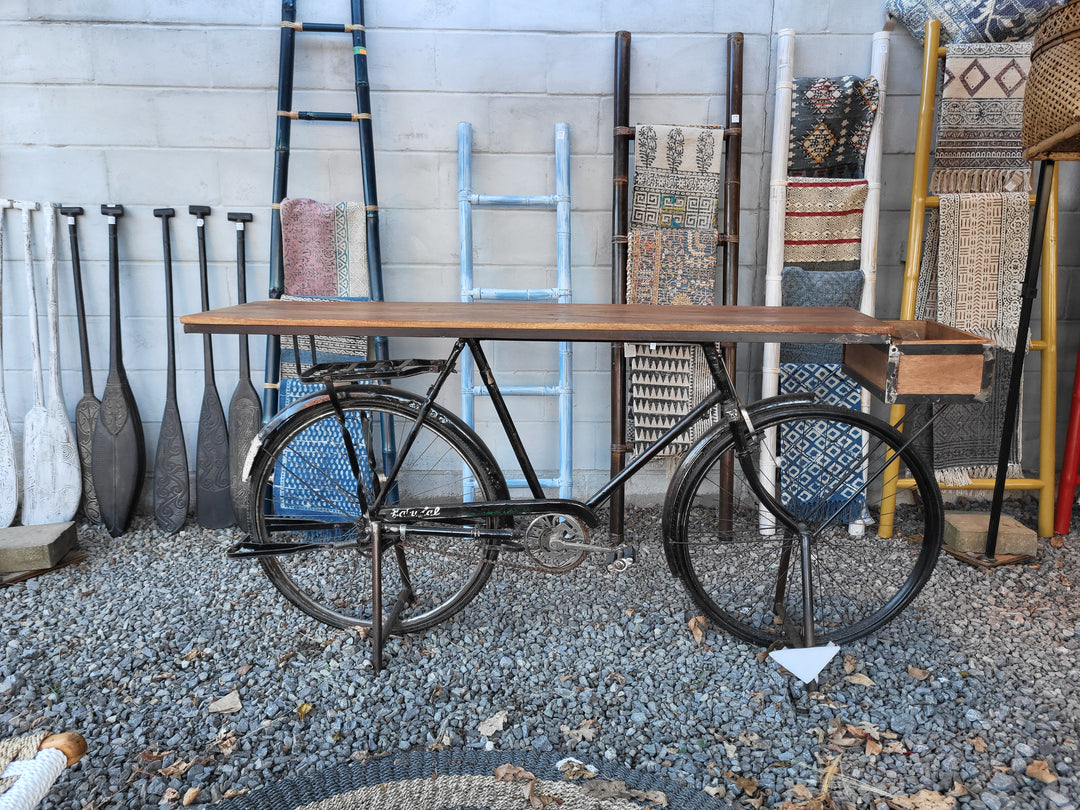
(665, 404, 943, 646)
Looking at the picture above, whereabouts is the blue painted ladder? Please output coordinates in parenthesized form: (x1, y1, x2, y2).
(457, 122, 573, 498)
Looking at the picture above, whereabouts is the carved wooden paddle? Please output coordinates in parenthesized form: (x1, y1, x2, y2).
(226, 212, 260, 531)
(0, 199, 18, 527)
(60, 205, 101, 524)
(18, 201, 80, 524)
(191, 206, 235, 529)
(152, 208, 188, 533)
(92, 204, 145, 537)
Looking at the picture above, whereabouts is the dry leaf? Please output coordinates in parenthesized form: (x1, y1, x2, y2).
(883, 741, 907, 754)
(430, 684, 443, 701)
(1051, 535, 1064, 548)
(558, 760, 596, 781)
(607, 672, 626, 685)
(159, 787, 180, 805)
(907, 665, 930, 681)
(478, 710, 508, 737)
(560, 719, 598, 744)
(182, 787, 200, 806)
(158, 757, 195, 779)
(524, 778, 563, 808)
(732, 775, 758, 796)
(214, 728, 237, 756)
(208, 690, 242, 714)
(297, 702, 313, 722)
(277, 651, 295, 667)
(948, 781, 968, 797)
(582, 779, 668, 806)
(494, 764, 535, 782)
(790, 784, 815, 800)
(1026, 759, 1058, 783)
(688, 615, 708, 645)
(182, 649, 201, 661)
(843, 654, 856, 674)
(969, 736, 987, 752)
(844, 673, 875, 687)
(892, 789, 956, 810)
(865, 738, 882, 756)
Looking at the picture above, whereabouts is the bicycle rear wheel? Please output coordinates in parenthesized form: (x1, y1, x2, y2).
(247, 388, 508, 633)
(663, 403, 943, 646)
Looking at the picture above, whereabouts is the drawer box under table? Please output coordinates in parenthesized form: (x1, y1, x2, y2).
(843, 320, 994, 404)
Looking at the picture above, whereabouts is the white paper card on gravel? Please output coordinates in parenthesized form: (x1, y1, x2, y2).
(769, 642, 840, 684)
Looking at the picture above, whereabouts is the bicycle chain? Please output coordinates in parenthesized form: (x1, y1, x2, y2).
(397, 535, 595, 575)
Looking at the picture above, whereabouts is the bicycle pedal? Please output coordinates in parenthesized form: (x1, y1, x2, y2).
(605, 544, 635, 572)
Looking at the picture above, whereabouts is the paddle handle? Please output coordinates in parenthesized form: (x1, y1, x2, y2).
(155, 208, 178, 401)
(0, 199, 9, 394)
(191, 206, 215, 384)
(101, 204, 125, 375)
(229, 212, 253, 379)
(61, 206, 94, 396)
(16, 201, 45, 408)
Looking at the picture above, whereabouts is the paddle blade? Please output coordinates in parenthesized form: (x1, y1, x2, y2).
(154, 403, 189, 533)
(22, 405, 81, 525)
(196, 385, 235, 529)
(75, 395, 102, 523)
(0, 409, 18, 528)
(91, 379, 145, 537)
(228, 380, 261, 532)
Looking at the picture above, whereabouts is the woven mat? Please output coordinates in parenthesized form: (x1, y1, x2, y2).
(281, 198, 370, 298)
(214, 750, 728, 810)
(783, 178, 868, 271)
(931, 42, 1032, 194)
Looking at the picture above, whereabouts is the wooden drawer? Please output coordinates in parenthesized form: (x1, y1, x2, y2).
(843, 321, 994, 404)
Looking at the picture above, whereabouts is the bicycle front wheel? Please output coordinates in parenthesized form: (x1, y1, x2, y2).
(663, 403, 943, 646)
(248, 388, 508, 633)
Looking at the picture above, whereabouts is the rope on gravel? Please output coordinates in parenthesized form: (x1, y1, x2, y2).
(0, 732, 49, 794)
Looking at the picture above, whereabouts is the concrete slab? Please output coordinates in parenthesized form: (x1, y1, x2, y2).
(943, 511, 1038, 557)
(0, 522, 77, 573)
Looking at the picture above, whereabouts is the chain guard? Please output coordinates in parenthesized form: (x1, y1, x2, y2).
(523, 514, 589, 573)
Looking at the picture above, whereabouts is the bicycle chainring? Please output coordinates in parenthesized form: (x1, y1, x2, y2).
(523, 514, 589, 573)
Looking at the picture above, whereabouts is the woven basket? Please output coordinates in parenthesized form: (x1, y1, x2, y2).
(1023, 0, 1080, 160)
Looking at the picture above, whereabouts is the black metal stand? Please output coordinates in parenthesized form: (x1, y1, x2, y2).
(985, 160, 1055, 557)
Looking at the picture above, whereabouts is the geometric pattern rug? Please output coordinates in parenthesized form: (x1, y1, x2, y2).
(213, 750, 730, 810)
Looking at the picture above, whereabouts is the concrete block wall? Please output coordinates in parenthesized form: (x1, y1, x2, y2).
(0, 0, 1073, 506)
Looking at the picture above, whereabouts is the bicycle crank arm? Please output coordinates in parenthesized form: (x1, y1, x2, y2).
(226, 537, 357, 559)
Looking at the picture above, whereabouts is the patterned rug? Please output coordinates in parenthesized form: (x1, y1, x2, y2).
(631, 124, 724, 230)
(779, 267, 865, 365)
(788, 75, 879, 178)
(214, 750, 729, 810)
(885, 0, 1065, 44)
(783, 178, 868, 271)
(930, 42, 1032, 193)
(914, 192, 1030, 484)
(625, 227, 720, 456)
(778, 364, 868, 524)
(281, 198, 370, 298)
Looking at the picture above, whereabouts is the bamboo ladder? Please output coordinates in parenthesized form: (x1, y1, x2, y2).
(879, 19, 1059, 540)
(608, 31, 743, 545)
(757, 28, 891, 534)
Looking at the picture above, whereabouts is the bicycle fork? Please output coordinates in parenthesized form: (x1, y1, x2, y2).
(699, 344, 818, 648)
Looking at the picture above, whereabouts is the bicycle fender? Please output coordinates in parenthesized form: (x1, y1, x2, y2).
(659, 392, 815, 577)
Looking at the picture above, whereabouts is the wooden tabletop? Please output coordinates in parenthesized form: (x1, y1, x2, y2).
(181, 300, 909, 344)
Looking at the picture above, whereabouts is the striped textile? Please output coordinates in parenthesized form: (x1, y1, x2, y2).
(783, 178, 868, 271)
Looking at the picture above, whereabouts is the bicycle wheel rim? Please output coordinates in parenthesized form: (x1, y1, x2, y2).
(249, 391, 503, 633)
(665, 404, 943, 646)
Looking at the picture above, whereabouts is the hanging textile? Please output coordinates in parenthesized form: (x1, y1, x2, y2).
(783, 178, 868, 270)
(625, 227, 720, 455)
(885, 0, 1065, 45)
(788, 75, 880, 178)
(914, 192, 1031, 485)
(630, 124, 724, 230)
(930, 42, 1033, 193)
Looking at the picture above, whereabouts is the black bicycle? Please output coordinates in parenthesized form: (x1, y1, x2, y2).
(230, 334, 943, 667)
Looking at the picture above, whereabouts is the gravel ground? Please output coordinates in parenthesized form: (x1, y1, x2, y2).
(1, 500, 1078, 809)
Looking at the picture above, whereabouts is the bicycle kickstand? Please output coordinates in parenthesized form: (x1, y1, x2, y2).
(368, 521, 414, 673)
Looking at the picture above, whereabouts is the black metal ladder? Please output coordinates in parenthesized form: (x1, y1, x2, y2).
(263, 0, 388, 420)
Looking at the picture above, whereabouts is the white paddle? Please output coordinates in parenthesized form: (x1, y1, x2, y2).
(18, 201, 79, 524)
(0, 199, 19, 527)
(43, 203, 81, 521)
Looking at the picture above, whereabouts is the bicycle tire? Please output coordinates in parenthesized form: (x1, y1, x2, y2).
(247, 387, 508, 633)
(663, 403, 943, 646)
